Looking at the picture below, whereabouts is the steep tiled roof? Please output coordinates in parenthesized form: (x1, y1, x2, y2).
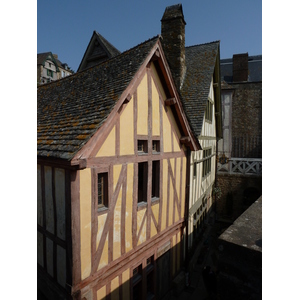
(37, 36, 159, 160)
(77, 31, 121, 72)
(37, 52, 55, 66)
(180, 41, 220, 137)
(95, 31, 121, 58)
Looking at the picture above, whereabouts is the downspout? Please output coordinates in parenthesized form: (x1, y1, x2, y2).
(184, 148, 191, 286)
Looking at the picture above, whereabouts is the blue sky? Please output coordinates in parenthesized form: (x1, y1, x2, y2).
(37, 0, 262, 71)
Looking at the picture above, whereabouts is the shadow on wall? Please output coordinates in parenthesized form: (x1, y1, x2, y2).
(216, 175, 262, 222)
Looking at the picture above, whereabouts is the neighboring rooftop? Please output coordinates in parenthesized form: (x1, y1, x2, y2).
(219, 196, 262, 253)
(220, 54, 262, 83)
(37, 36, 159, 160)
(77, 31, 121, 72)
(180, 41, 220, 138)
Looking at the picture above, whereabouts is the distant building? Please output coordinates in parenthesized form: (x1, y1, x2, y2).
(217, 53, 262, 221)
(37, 52, 73, 85)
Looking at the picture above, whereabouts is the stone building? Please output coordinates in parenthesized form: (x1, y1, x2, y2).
(217, 53, 262, 221)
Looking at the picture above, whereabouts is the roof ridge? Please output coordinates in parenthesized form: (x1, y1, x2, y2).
(185, 40, 220, 49)
(75, 35, 160, 74)
(38, 35, 160, 89)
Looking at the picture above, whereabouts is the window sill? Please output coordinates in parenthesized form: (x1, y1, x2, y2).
(137, 202, 147, 211)
(138, 152, 148, 156)
(151, 197, 160, 205)
(97, 206, 109, 215)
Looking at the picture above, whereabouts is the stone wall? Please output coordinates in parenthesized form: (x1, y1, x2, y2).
(216, 173, 262, 222)
(230, 82, 262, 158)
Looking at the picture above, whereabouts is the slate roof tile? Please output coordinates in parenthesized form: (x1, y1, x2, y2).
(37, 36, 159, 160)
(180, 41, 220, 137)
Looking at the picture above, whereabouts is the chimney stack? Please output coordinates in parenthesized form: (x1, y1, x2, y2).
(233, 53, 248, 82)
(161, 4, 186, 89)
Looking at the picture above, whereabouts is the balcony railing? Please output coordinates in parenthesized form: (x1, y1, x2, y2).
(217, 157, 262, 176)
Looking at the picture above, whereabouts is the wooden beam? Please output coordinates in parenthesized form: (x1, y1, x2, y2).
(180, 136, 190, 144)
(124, 94, 131, 103)
(165, 98, 176, 106)
(213, 82, 218, 88)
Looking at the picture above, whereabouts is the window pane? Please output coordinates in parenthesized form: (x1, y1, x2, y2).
(138, 162, 148, 202)
(152, 161, 160, 198)
(98, 173, 108, 207)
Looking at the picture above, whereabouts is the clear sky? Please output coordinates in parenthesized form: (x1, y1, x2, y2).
(37, 0, 262, 71)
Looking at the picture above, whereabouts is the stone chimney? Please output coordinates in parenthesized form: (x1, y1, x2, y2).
(233, 53, 248, 82)
(161, 4, 186, 89)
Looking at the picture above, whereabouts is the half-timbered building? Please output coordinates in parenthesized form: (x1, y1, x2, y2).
(160, 4, 222, 255)
(37, 35, 199, 300)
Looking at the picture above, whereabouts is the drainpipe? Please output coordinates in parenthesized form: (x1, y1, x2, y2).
(184, 148, 191, 286)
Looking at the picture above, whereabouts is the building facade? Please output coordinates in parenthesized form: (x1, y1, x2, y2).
(37, 52, 73, 85)
(37, 35, 198, 300)
(217, 53, 262, 221)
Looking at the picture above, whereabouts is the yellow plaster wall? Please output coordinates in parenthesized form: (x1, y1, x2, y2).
(173, 132, 181, 152)
(175, 158, 181, 223)
(137, 74, 148, 136)
(97, 235, 109, 271)
(120, 98, 134, 155)
(125, 164, 133, 252)
(97, 285, 106, 300)
(151, 77, 160, 136)
(151, 204, 159, 238)
(161, 159, 168, 231)
(111, 276, 120, 300)
(137, 209, 147, 246)
(122, 269, 130, 300)
(113, 185, 122, 261)
(113, 165, 122, 261)
(97, 214, 107, 249)
(181, 157, 187, 219)
(96, 126, 116, 157)
(80, 168, 92, 280)
(168, 158, 175, 226)
(150, 63, 166, 101)
(162, 107, 172, 152)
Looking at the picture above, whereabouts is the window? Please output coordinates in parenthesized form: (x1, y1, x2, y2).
(202, 149, 212, 177)
(132, 264, 142, 300)
(146, 256, 155, 300)
(97, 173, 108, 208)
(138, 140, 148, 154)
(47, 69, 53, 77)
(193, 162, 197, 177)
(205, 100, 213, 122)
(152, 140, 160, 153)
(151, 161, 160, 199)
(138, 162, 148, 203)
(132, 257, 155, 300)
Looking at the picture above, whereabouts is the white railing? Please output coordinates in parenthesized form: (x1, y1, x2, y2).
(218, 157, 262, 176)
